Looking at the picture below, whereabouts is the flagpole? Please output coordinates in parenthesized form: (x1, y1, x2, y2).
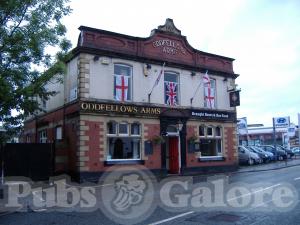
(148, 62, 165, 103)
(190, 70, 208, 106)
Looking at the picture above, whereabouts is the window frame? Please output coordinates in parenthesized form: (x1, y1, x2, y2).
(204, 78, 216, 108)
(113, 63, 133, 102)
(39, 130, 47, 143)
(164, 71, 180, 106)
(198, 125, 223, 157)
(106, 121, 142, 161)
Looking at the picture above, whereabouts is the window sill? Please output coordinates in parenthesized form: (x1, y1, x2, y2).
(198, 156, 225, 162)
(104, 160, 145, 166)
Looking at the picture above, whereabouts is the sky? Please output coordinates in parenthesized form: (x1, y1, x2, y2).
(62, 0, 300, 127)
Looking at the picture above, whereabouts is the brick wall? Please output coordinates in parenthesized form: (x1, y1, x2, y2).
(143, 123, 161, 169)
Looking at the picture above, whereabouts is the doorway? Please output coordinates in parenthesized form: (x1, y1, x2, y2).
(166, 136, 180, 174)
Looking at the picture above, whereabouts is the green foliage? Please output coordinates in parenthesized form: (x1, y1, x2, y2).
(0, 0, 72, 136)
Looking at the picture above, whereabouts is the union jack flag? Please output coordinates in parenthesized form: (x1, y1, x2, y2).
(165, 81, 178, 106)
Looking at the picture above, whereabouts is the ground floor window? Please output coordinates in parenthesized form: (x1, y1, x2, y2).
(199, 139, 222, 156)
(107, 137, 140, 160)
(199, 125, 223, 157)
(106, 121, 141, 160)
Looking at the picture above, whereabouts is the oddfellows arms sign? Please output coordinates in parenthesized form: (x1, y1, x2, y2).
(80, 102, 161, 117)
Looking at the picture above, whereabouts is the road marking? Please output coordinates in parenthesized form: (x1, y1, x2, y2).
(294, 177, 300, 180)
(227, 183, 281, 202)
(148, 211, 194, 225)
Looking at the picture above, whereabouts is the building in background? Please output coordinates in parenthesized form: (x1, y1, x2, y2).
(22, 19, 239, 181)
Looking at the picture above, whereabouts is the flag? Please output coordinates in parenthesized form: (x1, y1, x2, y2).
(203, 71, 215, 108)
(154, 63, 165, 87)
(165, 81, 178, 106)
(115, 75, 129, 101)
(237, 117, 248, 135)
(149, 63, 165, 95)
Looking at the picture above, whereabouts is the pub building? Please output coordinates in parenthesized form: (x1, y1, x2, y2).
(22, 19, 240, 181)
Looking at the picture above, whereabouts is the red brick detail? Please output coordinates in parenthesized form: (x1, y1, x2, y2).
(80, 28, 234, 74)
(83, 121, 104, 172)
(144, 124, 161, 169)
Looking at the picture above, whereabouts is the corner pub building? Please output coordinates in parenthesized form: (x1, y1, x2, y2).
(23, 19, 240, 181)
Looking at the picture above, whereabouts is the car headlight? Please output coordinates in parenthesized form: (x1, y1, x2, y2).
(265, 155, 268, 157)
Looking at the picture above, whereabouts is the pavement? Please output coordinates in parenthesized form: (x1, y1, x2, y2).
(237, 157, 300, 173)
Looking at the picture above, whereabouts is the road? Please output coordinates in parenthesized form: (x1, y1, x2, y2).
(1, 163, 300, 225)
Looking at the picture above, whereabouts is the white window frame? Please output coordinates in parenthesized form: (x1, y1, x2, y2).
(204, 78, 216, 108)
(113, 64, 133, 102)
(55, 126, 63, 140)
(164, 71, 180, 106)
(39, 130, 47, 143)
(106, 121, 142, 161)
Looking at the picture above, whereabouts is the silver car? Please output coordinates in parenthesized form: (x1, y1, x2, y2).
(238, 146, 261, 165)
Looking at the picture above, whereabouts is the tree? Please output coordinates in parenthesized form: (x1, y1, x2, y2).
(0, 0, 72, 138)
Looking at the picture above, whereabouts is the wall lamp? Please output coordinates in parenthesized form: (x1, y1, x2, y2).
(93, 55, 99, 61)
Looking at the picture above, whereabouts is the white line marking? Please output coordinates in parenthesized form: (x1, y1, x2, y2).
(148, 211, 194, 225)
(227, 183, 281, 202)
(294, 177, 300, 180)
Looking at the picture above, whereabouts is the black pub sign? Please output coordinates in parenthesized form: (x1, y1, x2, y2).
(190, 109, 236, 122)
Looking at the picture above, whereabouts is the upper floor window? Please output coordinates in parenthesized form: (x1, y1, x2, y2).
(164, 72, 179, 106)
(114, 64, 132, 101)
(204, 78, 216, 108)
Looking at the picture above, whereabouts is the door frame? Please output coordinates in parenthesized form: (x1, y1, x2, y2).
(166, 132, 181, 174)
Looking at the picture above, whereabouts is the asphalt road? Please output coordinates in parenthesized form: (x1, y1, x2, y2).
(1, 163, 300, 225)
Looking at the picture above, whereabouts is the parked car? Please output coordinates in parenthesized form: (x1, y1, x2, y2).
(278, 145, 294, 158)
(292, 147, 300, 155)
(253, 146, 276, 161)
(238, 146, 261, 165)
(259, 145, 287, 160)
(247, 146, 273, 162)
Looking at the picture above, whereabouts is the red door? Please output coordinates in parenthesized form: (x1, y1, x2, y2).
(169, 137, 179, 174)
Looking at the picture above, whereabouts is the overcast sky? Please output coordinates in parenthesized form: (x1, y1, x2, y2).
(62, 0, 300, 126)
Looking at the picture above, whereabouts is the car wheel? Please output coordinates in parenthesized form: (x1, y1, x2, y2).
(248, 158, 254, 165)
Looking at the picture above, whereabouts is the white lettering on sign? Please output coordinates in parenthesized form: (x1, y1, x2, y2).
(153, 39, 186, 55)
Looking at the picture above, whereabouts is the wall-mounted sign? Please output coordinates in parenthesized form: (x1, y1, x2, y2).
(229, 90, 240, 107)
(152, 39, 186, 55)
(81, 102, 161, 116)
(191, 110, 236, 122)
(274, 116, 290, 128)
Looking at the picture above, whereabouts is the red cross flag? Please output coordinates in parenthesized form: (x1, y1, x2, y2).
(203, 71, 215, 108)
(115, 75, 129, 101)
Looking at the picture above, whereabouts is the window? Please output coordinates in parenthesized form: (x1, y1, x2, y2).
(204, 78, 216, 108)
(131, 123, 140, 136)
(55, 126, 62, 140)
(207, 127, 213, 136)
(39, 130, 47, 143)
(107, 122, 141, 160)
(119, 122, 129, 135)
(164, 72, 179, 106)
(114, 64, 132, 101)
(199, 125, 205, 137)
(107, 121, 117, 135)
(215, 127, 221, 137)
(199, 125, 223, 157)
